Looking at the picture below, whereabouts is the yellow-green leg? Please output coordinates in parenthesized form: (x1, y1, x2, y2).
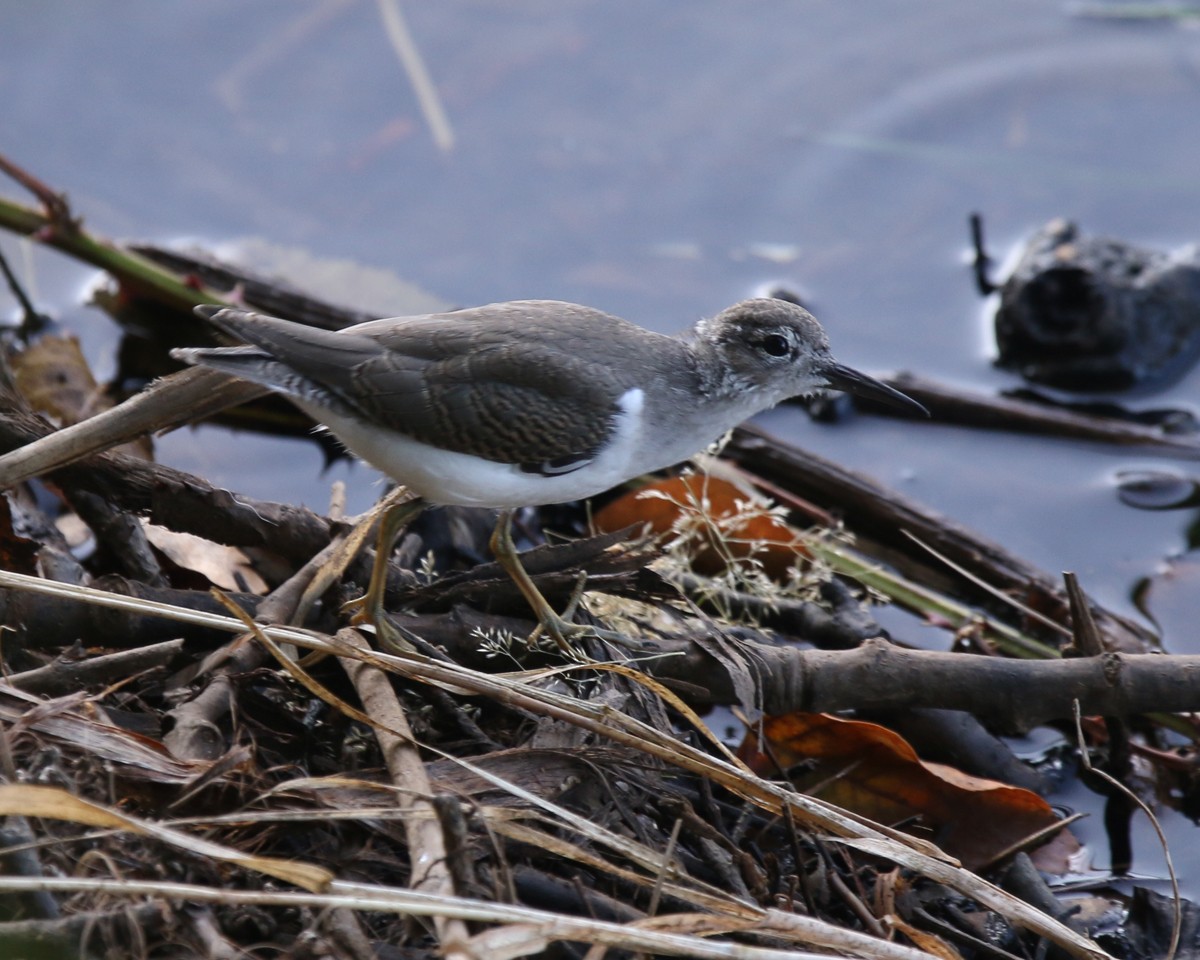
(347, 496, 428, 652)
(490, 509, 636, 652)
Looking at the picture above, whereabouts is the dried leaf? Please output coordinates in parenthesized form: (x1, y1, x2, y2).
(10, 333, 153, 460)
(142, 521, 268, 593)
(594, 474, 808, 579)
(740, 712, 1064, 869)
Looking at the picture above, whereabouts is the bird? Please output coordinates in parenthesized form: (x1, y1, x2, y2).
(174, 298, 926, 649)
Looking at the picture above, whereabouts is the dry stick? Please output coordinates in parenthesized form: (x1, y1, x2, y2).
(885, 370, 1200, 457)
(0, 367, 264, 490)
(162, 672, 240, 763)
(644, 634, 1200, 723)
(3, 640, 185, 696)
(69, 489, 168, 588)
(334, 629, 472, 960)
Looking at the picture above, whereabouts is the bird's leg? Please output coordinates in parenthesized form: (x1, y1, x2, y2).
(490, 509, 577, 651)
(345, 495, 428, 652)
(489, 509, 639, 652)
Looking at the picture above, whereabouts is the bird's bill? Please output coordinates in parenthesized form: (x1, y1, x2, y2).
(823, 363, 930, 417)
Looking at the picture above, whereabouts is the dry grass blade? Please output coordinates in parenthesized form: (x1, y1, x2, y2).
(0, 784, 332, 891)
(376, 0, 455, 152)
(903, 529, 1071, 639)
(0, 875, 941, 960)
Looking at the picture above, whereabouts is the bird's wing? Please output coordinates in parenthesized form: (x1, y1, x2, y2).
(189, 303, 659, 471)
(351, 302, 654, 470)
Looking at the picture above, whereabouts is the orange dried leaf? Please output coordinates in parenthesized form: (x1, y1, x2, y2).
(740, 712, 1063, 870)
(594, 474, 809, 578)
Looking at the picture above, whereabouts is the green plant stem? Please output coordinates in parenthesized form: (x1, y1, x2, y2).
(0, 193, 224, 312)
(805, 536, 1062, 660)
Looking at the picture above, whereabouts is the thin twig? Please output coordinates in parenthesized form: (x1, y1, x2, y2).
(1073, 701, 1180, 960)
(903, 529, 1071, 639)
(334, 628, 473, 959)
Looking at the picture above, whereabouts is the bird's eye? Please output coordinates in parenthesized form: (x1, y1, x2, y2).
(758, 334, 790, 357)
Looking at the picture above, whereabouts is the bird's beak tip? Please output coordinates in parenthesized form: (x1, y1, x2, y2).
(824, 363, 929, 418)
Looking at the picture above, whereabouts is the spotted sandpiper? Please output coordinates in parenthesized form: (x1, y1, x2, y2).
(174, 298, 926, 647)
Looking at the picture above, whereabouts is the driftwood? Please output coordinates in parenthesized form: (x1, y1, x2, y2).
(883, 370, 1200, 455)
(645, 635, 1200, 727)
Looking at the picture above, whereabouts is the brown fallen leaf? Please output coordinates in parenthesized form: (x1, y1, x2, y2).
(9, 333, 153, 461)
(142, 521, 268, 593)
(738, 712, 1066, 870)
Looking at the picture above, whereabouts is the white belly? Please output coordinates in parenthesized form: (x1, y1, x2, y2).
(294, 388, 657, 508)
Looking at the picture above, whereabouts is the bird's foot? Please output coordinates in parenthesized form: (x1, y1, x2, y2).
(528, 615, 641, 655)
(342, 590, 417, 655)
(524, 572, 642, 654)
(488, 512, 642, 654)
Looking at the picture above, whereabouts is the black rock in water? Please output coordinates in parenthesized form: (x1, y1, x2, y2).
(994, 219, 1200, 392)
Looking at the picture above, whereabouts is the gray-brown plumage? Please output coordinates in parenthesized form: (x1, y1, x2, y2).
(183, 301, 681, 471)
(174, 298, 924, 507)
